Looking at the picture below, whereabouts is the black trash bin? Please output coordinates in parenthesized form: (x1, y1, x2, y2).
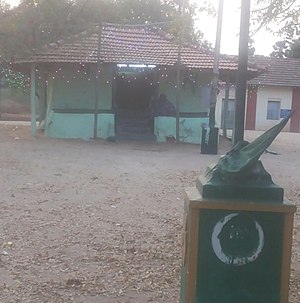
(201, 127, 219, 154)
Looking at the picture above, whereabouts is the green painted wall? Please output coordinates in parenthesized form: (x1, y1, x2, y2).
(50, 63, 113, 111)
(43, 63, 115, 139)
(158, 68, 211, 113)
(155, 116, 209, 144)
(45, 111, 207, 144)
(45, 111, 115, 140)
(97, 113, 115, 139)
(45, 112, 93, 139)
(47, 65, 212, 114)
(42, 63, 213, 143)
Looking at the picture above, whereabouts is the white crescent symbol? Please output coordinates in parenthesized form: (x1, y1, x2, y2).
(211, 213, 264, 266)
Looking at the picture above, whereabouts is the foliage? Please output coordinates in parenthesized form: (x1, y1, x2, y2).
(0, 0, 211, 61)
(251, 0, 299, 57)
(271, 38, 300, 58)
(248, 37, 256, 56)
(252, 0, 299, 38)
(1, 65, 30, 91)
(0, 0, 10, 12)
(289, 39, 300, 58)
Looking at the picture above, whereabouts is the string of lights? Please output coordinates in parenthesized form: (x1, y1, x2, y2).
(4, 61, 260, 96)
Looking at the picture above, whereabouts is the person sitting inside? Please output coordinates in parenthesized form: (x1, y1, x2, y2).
(154, 93, 176, 117)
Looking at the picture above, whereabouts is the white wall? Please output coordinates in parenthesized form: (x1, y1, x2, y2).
(255, 85, 292, 131)
(213, 84, 292, 132)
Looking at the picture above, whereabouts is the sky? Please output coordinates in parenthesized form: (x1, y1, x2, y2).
(195, 0, 279, 56)
(6, 0, 279, 56)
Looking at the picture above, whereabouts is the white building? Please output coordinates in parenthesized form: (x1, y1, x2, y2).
(246, 57, 300, 133)
(216, 57, 300, 133)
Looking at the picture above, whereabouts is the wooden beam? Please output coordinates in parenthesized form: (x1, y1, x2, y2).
(185, 206, 199, 303)
(30, 64, 37, 136)
(94, 25, 102, 139)
(280, 213, 295, 303)
(39, 72, 48, 124)
(222, 78, 230, 138)
(175, 1, 184, 143)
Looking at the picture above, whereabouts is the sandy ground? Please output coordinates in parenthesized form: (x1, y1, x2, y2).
(0, 123, 299, 303)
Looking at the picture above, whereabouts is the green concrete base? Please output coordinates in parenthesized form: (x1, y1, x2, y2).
(45, 112, 207, 143)
(154, 116, 209, 144)
(97, 113, 115, 139)
(196, 175, 284, 203)
(45, 111, 115, 140)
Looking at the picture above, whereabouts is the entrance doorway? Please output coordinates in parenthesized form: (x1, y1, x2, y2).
(114, 66, 158, 141)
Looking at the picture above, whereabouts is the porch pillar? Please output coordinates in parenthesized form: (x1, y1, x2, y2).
(94, 25, 102, 139)
(291, 87, 300, 132)
(30, 63, 37, 136)
(175, 0, 185, 143)
(38, 72, 47, 125)
(245, 84, 257, 130)
(222, 78, 230, 138)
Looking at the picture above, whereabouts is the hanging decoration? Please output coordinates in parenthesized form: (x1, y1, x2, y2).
(20, 62, 244, 95)
(2, 66, 30, 92)
(182, 69, 198, 93)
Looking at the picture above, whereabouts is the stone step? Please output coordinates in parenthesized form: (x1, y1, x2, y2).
(115, 108, 154, 141)
(116, 125, 153, 134)
(116, 133, 156, 142)
(116, 109, 153, 119)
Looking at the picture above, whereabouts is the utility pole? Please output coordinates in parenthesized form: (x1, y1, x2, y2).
(201, 0, 224, 154)
(233, 0, 251, 145)
(209, 0, 224, 128)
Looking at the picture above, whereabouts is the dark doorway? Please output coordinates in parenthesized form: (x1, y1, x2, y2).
(116, 73, 156, 110)
(114, 68, 157, 141)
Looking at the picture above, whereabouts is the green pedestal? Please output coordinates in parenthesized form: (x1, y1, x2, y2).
(196, 174, 284, 203)
(181, 188, 296, 303)
(182, 115, 296, 302)
(198, 160, 284, 203)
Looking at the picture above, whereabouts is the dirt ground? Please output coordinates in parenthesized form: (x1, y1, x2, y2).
(0, 123, 299, 303)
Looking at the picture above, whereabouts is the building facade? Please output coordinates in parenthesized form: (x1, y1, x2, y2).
(14, 23, 259, 143)
(246, 57, 300, 133)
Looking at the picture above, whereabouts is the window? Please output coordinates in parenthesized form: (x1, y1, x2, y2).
(267, 100, 281, 120)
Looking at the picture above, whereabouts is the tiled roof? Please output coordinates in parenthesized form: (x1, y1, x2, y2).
(14, 23, 258, 73)
(249, 56, 300, 87)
